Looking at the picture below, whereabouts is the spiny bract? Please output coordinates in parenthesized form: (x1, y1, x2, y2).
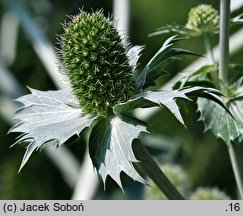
(60, 10, 137, 115)
(186, 4, 219, 33)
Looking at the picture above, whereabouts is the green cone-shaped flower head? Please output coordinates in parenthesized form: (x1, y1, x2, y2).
(186, 4, 219, 33)
(61, 10, 137, 115)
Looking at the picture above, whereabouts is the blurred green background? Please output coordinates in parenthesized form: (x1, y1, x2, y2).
(0, 0, 242, 199)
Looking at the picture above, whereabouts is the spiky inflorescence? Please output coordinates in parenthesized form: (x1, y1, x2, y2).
(186, 4, 219, 33)
(60, 10, 137, 115)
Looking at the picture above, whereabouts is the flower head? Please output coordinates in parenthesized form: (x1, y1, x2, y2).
(190, 187, 230, 200)
(144, 164, 190, 199)
(60, 10, 137, 115)
(186, 4, 219, 33)
(9, 10, 228, 190)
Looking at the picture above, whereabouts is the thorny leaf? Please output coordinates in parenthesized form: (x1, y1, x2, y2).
(114, 86, 225, 126)
(149, 24, 201, 37)
(9, 88, 96, 170)
(127, 45, 145, 74)
(136, 36, 200, 89)
(197, 85, 243, 146)
(89, 115, 148, 189)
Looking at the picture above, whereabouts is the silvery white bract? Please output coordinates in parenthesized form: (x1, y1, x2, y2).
(114, 86, 226, 126)
(89, 116, 148, 189)
(136, 36, 200, 89)
(126, 45, 145, 74)
(9, 88, 96, 171)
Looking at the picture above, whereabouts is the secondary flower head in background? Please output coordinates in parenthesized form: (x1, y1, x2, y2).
(190, 187, 230, 200)
(149, 4, 220, 37)
(186, 4, 219, 34)
(144, 164, 190, 199)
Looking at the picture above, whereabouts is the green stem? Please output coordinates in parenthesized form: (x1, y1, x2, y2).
(133, 140, 185, 200)
(204, 33, 215, 64)
(219, 0, 230, 83)
(228, 142, 243, 199)
(219, 0, 243, 199)
(204, 33, 219, 86)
